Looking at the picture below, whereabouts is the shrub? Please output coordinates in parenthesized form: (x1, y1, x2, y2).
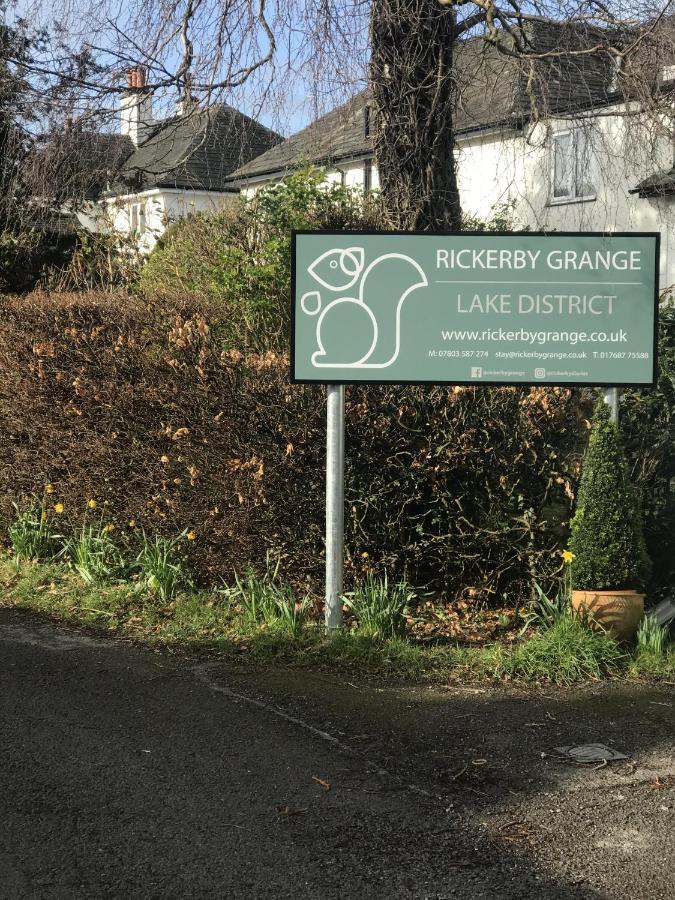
(139, 169, 384, 353)
(45, 230, 142, 293)
(622, 300, 675, 598)
(569, 399, 651, 591)
(344, 573, 414, 639)
(0, 291, 591, 601)
(1, 229, 75, 293)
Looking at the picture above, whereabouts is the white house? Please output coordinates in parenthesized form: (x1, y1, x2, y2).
(229, 22, 675, 292)
(97, 68, 282, 252)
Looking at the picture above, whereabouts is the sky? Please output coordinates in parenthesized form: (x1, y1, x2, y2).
(5, 0, 369, 137)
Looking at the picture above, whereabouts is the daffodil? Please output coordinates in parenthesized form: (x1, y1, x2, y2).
(561, 550, 575, 563)
(88, 499, 97, 510)
(45, 484, 55, 494)
(128, 519, 137, 528)
(53, 503, 64, 514)
(186, 530, 196, 541)
(103, 523, 115, 534)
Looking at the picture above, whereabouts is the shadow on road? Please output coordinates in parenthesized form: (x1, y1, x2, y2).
(2, 607, 672, 899)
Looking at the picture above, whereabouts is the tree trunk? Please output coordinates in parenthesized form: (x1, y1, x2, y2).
(370, 0, 461, 231)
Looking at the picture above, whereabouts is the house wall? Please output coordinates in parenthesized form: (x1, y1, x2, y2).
(454, 110, 675, 289)
(240, 108, 675, 291)
(240, 158, 380, 198)
(103, 188, 238, 253)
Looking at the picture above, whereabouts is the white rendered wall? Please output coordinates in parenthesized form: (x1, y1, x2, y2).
(242, 158, 380, 198)
(104, 188, 237, 253)
(454, 112, 675, 290)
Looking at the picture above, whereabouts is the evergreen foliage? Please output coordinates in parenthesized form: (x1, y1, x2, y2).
(139, 169, 384, 352)
(622, 300, 675, 597)
(569, 399, 651, 591)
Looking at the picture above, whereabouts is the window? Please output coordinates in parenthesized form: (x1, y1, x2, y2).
(551, 128, 595, 202)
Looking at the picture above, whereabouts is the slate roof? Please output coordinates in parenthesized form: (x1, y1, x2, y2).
(229, 93, 374, 182)
(630, 167, 675, 197)
(108, 104, 282, 196)
(228, 20, 632, 184)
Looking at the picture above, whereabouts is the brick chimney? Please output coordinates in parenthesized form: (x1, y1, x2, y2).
(121, 66, 153, 146)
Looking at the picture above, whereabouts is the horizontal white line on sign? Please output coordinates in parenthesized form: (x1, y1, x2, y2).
(435, 280, 644, 286)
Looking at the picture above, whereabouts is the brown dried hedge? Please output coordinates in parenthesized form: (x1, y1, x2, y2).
(0, 291, 589, 601)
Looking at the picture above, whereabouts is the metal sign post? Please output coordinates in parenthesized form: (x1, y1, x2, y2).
(325, 384, 345, 632)
(603, 386, 621, 425)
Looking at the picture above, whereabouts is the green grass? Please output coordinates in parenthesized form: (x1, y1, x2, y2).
(1, 555, 673, 684)
(225, 557, 311, 636)
(343, 572, 414, 639)
(64, 522, 126, 585)
(8, 503, 63, 563)
(502, 616, 628, 683)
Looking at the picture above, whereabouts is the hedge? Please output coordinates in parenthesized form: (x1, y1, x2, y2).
(0, 290, 590, 602)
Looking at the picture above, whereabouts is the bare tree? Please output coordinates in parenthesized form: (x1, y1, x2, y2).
(3, 0, 675, 230)
(368, 1, 675, 230)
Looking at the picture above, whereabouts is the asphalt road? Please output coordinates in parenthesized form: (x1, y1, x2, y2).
(0, 608, 671, 899)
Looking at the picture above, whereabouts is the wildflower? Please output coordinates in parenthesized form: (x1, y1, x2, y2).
(88, 499, 97, 510)
(128, 519, 137, 528)
(186, 530, 196, 541)
(53, 503, 64, 514)
(561, 550, 575, 563)
(103, 523, 115, 534)
(46, 484, 55, 494)
(361, 551, 369, 558)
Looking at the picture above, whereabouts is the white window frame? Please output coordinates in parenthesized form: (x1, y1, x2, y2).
(550, 127, 596, 205)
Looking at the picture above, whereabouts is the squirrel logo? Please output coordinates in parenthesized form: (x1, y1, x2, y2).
(300, 247, 428, 369)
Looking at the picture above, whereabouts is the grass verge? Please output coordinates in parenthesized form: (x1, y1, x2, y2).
(1, 557, 674, 683)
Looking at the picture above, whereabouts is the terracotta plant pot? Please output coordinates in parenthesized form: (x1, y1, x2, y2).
(571, 589, 644, 642)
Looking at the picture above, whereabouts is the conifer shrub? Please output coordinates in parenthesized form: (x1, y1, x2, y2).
(569, 399, 651, 591)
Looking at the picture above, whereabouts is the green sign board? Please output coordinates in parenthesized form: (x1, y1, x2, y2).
(291, 231, 659, 386)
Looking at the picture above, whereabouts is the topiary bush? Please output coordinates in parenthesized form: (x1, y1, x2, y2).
(569, 398, 651, 591)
